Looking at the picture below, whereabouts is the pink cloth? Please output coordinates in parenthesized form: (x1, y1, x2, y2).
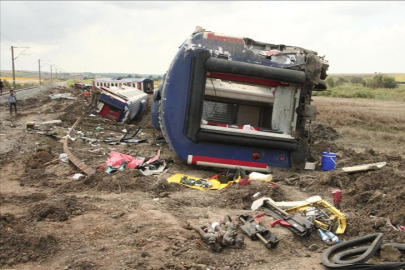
(127, 157, 145, 169)
(106, 151, 134, 168)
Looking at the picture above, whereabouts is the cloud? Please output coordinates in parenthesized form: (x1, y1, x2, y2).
(1, 1, 405, 73)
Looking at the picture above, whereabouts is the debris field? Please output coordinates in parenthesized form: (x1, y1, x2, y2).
(0, 86, 404, 269)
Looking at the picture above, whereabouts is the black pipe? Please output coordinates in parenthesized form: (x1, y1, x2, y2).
(322, 233, 405, 269)
(205, 58, 306, 84)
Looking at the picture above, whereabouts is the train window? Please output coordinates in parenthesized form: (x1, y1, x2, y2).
(145, 82, 152, 91)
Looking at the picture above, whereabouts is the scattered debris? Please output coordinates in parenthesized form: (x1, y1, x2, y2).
(49, 93, 76, 100)
(185, 215, 245, 252)
(59, 153, 69, 163)
(40, 120, 63, 125)
(72, 173, 85, 180)
(249, 172, 273, 182)
(239, 214, 279, 249)
(342, 161, 387, 173)
(63, 115, 96, 175)
(104, 126, 146, 145)
(256, 198, 314, 237)
(284, 198, 347, 234)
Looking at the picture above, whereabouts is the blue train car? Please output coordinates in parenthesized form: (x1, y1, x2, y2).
(152, 28, 328, 171)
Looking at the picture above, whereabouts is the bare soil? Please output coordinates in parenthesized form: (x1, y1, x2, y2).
(0, 88, 404, 269)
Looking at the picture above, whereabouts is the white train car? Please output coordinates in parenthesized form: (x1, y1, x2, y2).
(93, 77, 154, 93)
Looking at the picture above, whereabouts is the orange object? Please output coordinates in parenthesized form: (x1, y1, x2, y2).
(84, 90, 89, 97)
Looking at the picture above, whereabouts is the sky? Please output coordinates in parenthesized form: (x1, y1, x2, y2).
(1, 1, 405, 75)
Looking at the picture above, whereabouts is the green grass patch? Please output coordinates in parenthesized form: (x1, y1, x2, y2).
(67, 79, 93, 88)
(313, 83, 405, 102)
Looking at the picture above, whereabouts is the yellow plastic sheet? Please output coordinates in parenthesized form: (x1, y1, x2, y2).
(167, 174, 240, 190)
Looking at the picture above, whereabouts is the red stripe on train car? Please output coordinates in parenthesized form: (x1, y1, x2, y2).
(207, 72, 289, 87)
(206, 33, 245, 44)
(191, 155, 267, 169)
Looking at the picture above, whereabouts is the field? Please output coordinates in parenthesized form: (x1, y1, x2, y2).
(313, 97, 405, 154)
(329, 73, 405, 82)
(313, 84, 405, 101)
(0, 76, 39, 84)
(0, 85, 404, 269)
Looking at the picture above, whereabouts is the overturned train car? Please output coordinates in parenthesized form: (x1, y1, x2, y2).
(152, 28, 328, 171)
(97, 86, 148, 123)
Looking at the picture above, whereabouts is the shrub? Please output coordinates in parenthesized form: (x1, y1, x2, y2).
(354, 91, 375, 99)
(382, 76, 397, 88)
(326, 77, 335, 88)
(335, 77, 348, 87)
(350, 76, 363, 84)
(362, 74, 398, 89)
(2, 79, 11, 89)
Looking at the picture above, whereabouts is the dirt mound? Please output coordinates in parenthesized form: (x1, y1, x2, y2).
(59, 170, 166, 194)
(29, 195, 86, 222)
(68, 260, 99, 270)
(344, 167, 405, 225)
(150, 176, 185, 197)
(21, 147, 62, 187)
(218, 181, 286, 209)
(312, 124, 341, 141)
(59, 100, 87, 125)
(0, 213, 58, 267)
(26, 148, 55, 170)
(0, 192, 48, 205)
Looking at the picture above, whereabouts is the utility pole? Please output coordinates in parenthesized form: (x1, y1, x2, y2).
(50, 65, 53, 82)
(11, 46, 16, 89)
(38, 59, 42, 85)
(55, 68, 57, 79)
(11, 46, 30, 89)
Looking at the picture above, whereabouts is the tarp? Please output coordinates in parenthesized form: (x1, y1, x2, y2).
(167, 173, 241, 190)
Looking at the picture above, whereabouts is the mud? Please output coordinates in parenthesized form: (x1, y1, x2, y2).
(311, 123, 341, 141)
(0, 213, 58, 267)
(29, 195, 88, 222)
(344, 167, 405, 225)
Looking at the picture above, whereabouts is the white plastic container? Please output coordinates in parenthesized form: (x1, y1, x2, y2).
(249, 172, 273, 182)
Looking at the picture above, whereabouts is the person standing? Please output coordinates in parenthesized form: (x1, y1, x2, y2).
(9, 90, 17, 115)
(0, 79, 4, 95)
(0, 80, 3, 103)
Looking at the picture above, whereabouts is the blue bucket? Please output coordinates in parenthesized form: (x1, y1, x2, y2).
(321, 152, 336, 171)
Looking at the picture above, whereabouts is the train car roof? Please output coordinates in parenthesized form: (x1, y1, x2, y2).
(94, 78, 152, 83)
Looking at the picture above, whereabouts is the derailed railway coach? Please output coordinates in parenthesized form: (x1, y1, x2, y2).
(151, 27, 329, 171)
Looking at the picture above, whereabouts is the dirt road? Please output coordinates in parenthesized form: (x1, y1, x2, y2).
(0, 88, 404, 269)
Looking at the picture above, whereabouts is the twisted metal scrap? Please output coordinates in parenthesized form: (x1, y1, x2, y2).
(63, 114, 96, 175)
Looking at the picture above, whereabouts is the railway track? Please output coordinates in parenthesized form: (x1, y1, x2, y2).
(0, 86, 38, 96)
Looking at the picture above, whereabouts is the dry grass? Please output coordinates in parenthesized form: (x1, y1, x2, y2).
(154, 80, 162, 88)
(0, 76, 38, 83)
(313, 97, 405, 154)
